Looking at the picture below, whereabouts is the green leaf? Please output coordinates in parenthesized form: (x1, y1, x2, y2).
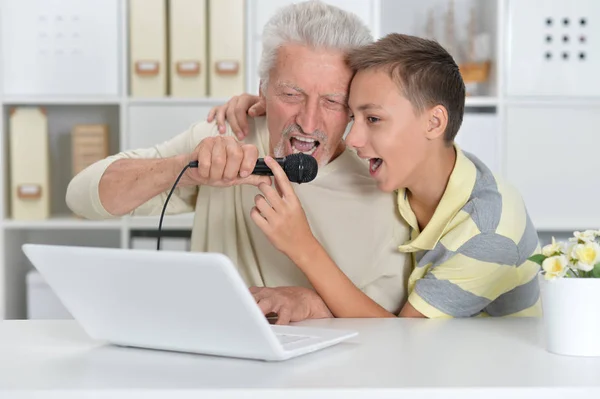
(592, 263, 600, 278)
(528, 254, 547, 266)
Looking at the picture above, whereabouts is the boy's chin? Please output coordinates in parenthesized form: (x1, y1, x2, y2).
(376, 176, 400, 193)
(377, 182, 397, 193)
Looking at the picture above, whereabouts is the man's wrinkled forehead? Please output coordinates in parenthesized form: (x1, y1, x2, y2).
(273, 81, 348, 102)
(268, 45, 352, 94)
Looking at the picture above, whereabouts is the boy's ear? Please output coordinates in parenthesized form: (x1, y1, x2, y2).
(259, 80, 266, 100)
(425, 105, 448, 141)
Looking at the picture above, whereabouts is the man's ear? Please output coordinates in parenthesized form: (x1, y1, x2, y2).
(425, 105, 448, 141)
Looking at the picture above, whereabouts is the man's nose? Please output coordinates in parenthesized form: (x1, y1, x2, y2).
(296, 98, 321, 134)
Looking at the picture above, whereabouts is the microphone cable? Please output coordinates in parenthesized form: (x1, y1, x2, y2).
(157, 160, 198, 250)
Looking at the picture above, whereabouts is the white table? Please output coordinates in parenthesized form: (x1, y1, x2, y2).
(1, 318, 599, 398)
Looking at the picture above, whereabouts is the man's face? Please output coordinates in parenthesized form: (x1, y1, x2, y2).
(261, 44, 352, 167)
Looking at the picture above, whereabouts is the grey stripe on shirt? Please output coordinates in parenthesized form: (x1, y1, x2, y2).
(414, 274, 491, 317)
(485, 275, 540, 316)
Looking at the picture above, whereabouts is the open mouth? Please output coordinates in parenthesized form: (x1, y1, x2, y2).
(290, 136, 320, 156)
(370, 158, 383, 174)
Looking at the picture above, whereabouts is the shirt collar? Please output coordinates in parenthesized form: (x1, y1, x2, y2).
(397, 144, 477, 252)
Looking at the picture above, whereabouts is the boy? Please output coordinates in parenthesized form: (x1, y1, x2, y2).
(214, 33, 542, 319)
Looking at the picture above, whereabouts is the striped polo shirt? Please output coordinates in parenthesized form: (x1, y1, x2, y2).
(397, 145, 542, 318)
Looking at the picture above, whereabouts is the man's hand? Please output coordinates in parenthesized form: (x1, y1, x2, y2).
(206, 94, 265, 140)
(250, 286, 332, 325)
(250, 156, 316, 260)
(180, 136, 270, 187)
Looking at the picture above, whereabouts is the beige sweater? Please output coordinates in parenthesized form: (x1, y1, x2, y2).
(66, 117, 411, 314)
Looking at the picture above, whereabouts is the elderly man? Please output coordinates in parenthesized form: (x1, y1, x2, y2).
(66, 0, 410, 324)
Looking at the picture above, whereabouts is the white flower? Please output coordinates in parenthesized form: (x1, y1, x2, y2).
(564, 241, 576, 261)
(542, 255, 569, 280)
(570, 230, 597, 243)
(570, 242, 600, 272)
(542, 237, 563, 257)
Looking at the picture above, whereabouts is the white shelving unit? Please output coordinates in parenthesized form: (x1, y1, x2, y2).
(1, 0, 598, 319)
(0, 0, 223, 319)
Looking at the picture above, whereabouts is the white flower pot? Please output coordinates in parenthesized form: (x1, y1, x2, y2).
(539, 275, 600, 356)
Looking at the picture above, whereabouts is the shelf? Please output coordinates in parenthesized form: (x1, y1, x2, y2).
(126, 214, 195, 230)
(465, 97, 498, 107)
(3, 216, 124, 230)
(2, 97, 123, 105)
(2, 214, 196, 230)
(533, 220, 600, 233)
(505, 98, 600, 107)
(127, 97, 231, 106)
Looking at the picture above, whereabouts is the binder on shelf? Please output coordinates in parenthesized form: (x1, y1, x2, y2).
(129, 0, 167, 97)
(72, 124, 109, 176)
(169, 0, 208, 97)
(208, 0, 245, 97)
(9, 107, 50, 220)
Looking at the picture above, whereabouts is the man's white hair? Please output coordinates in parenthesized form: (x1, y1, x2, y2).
(258, 0, 373, 93)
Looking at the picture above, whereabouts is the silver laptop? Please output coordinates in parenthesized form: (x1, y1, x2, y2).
(21, 244, 358, 361)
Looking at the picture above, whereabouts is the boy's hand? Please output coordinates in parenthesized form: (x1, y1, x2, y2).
(206, 94, 265, 140)
(250, 156, 316, 260)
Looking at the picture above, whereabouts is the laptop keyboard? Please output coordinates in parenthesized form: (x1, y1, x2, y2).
(276, 334, 312, 345)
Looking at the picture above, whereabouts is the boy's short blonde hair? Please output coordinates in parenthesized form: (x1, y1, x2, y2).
(346, 33, 466, 143)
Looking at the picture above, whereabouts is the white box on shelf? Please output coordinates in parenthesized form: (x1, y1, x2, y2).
(162, 237, 190, 251)
(0, 0, 120, 97)
(506, 105, 600, 230)
(506, 0, 600, 97)
(456, 113, 500, 174)
(129, 0, 167, 97)
(169, 0, 208, 97)
(130, 237, 156, 250)
(26, 270, 72, 319)
(126, 105, 213, 150)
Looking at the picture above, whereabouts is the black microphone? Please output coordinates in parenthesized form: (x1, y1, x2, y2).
(251, 153, 318, 183)
(158, 153, 317, 250)
(189, 153, 318, 184)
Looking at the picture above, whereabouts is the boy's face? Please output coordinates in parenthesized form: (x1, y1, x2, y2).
(346, 69, 431, 192)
